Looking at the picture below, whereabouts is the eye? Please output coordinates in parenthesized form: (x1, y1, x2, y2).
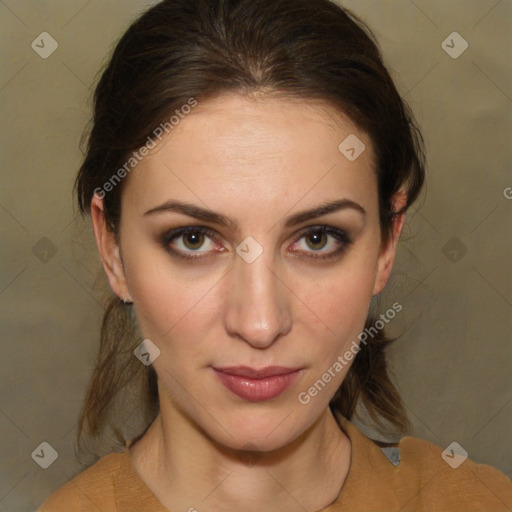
(161, 226, 222, 260)
(289, 226, 352, 260)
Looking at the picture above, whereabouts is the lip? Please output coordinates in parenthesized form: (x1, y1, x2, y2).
(212, 366, 303, 402)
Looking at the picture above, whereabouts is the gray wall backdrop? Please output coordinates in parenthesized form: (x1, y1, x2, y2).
(0, 1, 511, 510)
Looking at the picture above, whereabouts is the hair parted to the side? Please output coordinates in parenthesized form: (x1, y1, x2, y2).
(75, 0, 425, 451)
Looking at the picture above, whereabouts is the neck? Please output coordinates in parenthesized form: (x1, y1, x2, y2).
(131, 402, 351, 512)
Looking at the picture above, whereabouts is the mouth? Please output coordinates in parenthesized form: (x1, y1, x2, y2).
(211, 366, 303, 402)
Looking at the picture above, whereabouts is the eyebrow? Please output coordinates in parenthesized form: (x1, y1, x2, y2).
(143, 198, 366, 230)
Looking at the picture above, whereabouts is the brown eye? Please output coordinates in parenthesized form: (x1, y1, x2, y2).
(161, 226, 219, 259)
(290, 226, 353, 260)
(304, 231, 328, 251)
(182, 231, 205, 250)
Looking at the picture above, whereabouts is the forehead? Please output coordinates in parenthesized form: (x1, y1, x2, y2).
(122, 93, 377, 217)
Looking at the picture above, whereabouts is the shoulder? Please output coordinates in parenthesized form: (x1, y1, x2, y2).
(337, 414, 512, 511)
(397, 435, 512, 511)
(37, 450, 125, 512)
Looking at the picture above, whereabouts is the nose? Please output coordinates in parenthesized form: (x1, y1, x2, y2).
(224, 251, 292, 349)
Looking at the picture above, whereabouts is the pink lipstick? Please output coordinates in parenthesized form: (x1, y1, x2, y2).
(212, 366, 302, 402)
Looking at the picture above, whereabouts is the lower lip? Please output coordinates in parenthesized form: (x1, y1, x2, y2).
(212, 369, 302, 402)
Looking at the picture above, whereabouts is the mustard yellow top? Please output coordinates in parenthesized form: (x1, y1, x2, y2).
(38, 413, 512, 511)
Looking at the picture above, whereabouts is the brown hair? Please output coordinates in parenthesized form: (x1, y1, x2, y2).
(75, 0, 425, 450)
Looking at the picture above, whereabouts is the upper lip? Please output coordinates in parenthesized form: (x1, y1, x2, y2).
(213, 366, 301, 379)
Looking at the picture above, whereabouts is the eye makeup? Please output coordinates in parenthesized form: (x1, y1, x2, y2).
(158, 224, 354, 262)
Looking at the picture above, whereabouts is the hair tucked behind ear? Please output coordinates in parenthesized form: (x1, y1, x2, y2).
(75, 0, 425, 451)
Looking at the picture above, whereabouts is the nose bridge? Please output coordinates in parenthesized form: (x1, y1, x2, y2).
(224, 246, 291, 348)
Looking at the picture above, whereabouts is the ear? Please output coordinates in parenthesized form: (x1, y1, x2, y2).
(371, 190, 407, 296)
(90, 192, 133, 302)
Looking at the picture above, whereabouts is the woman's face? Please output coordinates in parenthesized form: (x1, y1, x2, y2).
(93, 93, 401, 451)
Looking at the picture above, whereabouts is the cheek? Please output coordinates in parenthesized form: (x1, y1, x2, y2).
(122, 241, 219, 343)
(306, 249, 378, 331)
(294, 259, 378, 410)
(303, 277, 371, 369)
(298, 246, 380, 378)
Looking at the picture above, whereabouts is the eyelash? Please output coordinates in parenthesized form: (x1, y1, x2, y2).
(160, 225, 353, 262)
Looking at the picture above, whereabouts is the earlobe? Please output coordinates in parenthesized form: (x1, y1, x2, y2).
(90, 193, 133, 302)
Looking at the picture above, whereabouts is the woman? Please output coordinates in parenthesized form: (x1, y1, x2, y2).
(38, 0, 512, 510)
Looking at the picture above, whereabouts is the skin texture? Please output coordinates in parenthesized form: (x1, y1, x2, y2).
(91, 93, 406, 511)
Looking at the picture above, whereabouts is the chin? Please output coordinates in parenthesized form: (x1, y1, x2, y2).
(204, 404, 314, 453)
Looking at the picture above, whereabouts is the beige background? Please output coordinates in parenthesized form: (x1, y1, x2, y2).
(0, 0, 511, 510)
